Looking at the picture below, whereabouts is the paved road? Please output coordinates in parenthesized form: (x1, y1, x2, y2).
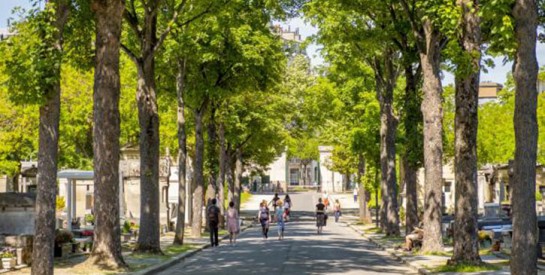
(157, 192, 416, 275)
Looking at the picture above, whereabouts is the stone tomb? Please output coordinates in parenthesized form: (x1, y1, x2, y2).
(0, 192, 36, 265)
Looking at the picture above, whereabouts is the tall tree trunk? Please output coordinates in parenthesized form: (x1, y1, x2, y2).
(511, 0, 539, 272)
(191, 104, 206, 238)
(301, 163, 307, 186)
(419, 21, 445, 253)
(234, 147, 243, 212)
(31, 2, 68, 274)
(404, 158, 419, 234)
(450, 0, 482, 265)
(403, 65, 422, 234)
(376, 55, 400, 236)
(88, 0, 126, 268)
(205, 107, 217, 205)
(134, 7, 161, 253)
(227, 145, 235, 204)
(358, 155, 371, 223)
(217, 123, 226, 229)
(10, 172, 20, 192)
(173, 59, 187, 245)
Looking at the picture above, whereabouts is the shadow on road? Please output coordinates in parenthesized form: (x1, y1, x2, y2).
(164, 221, 415, 275)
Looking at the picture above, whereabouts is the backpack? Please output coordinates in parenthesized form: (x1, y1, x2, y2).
(260, 208, 269, 220)
(208, 206, 219, 222)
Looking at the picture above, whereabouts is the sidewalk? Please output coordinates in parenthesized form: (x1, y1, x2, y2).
(343, 216, 534, 274)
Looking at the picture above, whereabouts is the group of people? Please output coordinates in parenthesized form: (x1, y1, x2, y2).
(258, 193, 292, 240)
(206, 192, 345, 247)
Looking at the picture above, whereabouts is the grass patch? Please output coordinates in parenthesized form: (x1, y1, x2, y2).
(433, 262, 501, 273)
(200, 229, 228, 238)
(241, 192, 252, 205)
(126, 243, 196, 272)
(364, 227, 382, 234)
(163, 244, 195, 256)
(479, 248, 494, 256)
(290, 186, 307, 192)
(380, 235, 405, 242)
(225, 192, 253, 208)
(420, 250, 452, 257)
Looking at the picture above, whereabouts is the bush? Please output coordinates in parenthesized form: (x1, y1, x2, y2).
(122, 221, 132, 234)
(0, 247, 15, 258)
(84, 214, 95, 224)
(478, 230, 493, 243)
(56, 196, 66, 211)
(55, 229, 74, 244)
(537, 192, 543, 201)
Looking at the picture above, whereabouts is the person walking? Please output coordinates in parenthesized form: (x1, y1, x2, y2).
(284, 194, 292, 221)
(323, 191, 330, 210)
(275, 200, 286, 240)
(226, 201, 240, 246)
(258, 200, 270, 239)
(316, 198, 326, 234)
(353, 187, 358, 203)
(334, 199, 342, 222)
(207, 198, 220, 247)
(269, 193, 280, 212)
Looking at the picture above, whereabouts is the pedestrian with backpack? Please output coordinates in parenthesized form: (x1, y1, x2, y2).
(207, 198, 220, 247)
(258, 200, 270, 239)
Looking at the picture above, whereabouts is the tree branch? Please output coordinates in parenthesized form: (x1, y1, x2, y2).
(176, 2, 214, 28)
(124, 0, 142, 38)
(121, 43, 140, 63)
(153, 0, 189, 53)
(399, 0, 424, 42)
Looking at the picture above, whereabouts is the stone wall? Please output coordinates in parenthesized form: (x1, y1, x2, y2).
(0, 207, 35, 235)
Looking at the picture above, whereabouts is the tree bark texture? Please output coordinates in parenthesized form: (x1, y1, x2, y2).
(191, 105, 206, 238)
(10, 170, 20, 192)
(511, 0, 539, 273)
(217, 123, 227, 228)
(31, 2, 68, 274)
(173, 59, 187, 245)
(226, 145, 235, 204)
(358, 155, 371, 223)
(234, 147, 243, 212)
(404, 157, 419, 234)
(135, 62, 161, 253)
(403, 64, 422, 234)
(205, 108, 218, 205)
(449, 0, 482, 265)
(88, 0, 126, 268)
(375, 56, 400, 236)
(419, 21, 445, 253)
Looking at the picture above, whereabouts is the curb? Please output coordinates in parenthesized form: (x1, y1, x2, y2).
(346, 223, 431, 275)
(133, 224, 254, 275)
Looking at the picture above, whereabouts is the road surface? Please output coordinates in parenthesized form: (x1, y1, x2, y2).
(156, 192, 415, 275)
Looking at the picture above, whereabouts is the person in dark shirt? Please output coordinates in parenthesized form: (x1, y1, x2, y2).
(207, 198, 220, 247)
(269, 193, 280, 212)
(316, 198, 326, 234)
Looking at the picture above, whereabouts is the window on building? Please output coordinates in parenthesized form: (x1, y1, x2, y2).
(443, 181, 452, 193)
(289, 169, 299, 185)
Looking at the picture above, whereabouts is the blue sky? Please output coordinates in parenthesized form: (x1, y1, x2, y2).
(1, 1, 543, 86)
